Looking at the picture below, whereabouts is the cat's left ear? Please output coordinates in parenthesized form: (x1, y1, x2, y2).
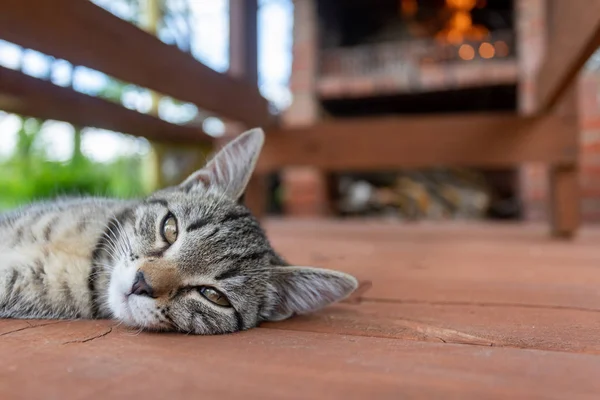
(179, 128, 264, 200)
(263, 266, 359, 322)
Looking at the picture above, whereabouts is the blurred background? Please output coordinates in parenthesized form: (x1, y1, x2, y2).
(1, 0, 599, 228)
(0, 0, 292, 209)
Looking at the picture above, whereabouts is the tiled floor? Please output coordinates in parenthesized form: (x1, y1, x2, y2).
(1, 220, 599, 399)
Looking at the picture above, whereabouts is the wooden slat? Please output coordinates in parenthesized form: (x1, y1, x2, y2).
(536, 0, 600, 112)
(0, 0, 271, 128)
(265, 302, 600, 354)
(0, 66, 209, 144)
(266, 220, 600, 311)
(2, 321, 600, 399)
(257, 113, 577, 172)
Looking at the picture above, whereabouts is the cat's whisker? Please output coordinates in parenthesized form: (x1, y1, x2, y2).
(112, 218, 132, 254)
(104, 223, 127, 258)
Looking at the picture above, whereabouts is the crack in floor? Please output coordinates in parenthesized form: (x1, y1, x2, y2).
(0, 321, 64, 337)
(261, 318, 496, 348)
(62, 326, 113, 344)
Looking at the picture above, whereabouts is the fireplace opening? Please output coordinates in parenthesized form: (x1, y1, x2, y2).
(316, 0, 518, 103)
(318, 0, 514, 49)
(311, 1, 521, 222)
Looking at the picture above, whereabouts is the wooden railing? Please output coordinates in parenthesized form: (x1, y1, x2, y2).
(0, 0, 270, 143)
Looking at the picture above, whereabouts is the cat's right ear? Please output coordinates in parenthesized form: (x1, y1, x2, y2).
(262, 266, 359, 322)
(178, 128, 264, 200)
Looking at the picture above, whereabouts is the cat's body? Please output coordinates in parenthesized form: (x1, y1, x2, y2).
(0, 129, 358, 334)
(0, 198, 130, 320)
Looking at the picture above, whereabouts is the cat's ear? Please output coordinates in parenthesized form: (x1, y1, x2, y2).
(263, 266, 358, 321)
(179, 128, 264, 200)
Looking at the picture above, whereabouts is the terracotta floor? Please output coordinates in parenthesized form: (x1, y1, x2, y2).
(1, 220, 600, 399)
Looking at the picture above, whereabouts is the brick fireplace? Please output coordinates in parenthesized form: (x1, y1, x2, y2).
(317, 0, 517, 99)
(280, 0, 600, 222)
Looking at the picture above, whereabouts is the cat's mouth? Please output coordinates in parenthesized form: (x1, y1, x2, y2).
(107, 263, 142, 324)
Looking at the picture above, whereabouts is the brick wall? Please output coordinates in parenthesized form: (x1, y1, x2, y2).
(281, 0, 330, 217)
(518, 72, 600, 223)
(576, 71, 600, 222)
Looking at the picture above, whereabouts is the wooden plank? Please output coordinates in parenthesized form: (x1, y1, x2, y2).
(536, 0, 600, 112)
(0, 0, 271, 128)
(2, 223, 600, 397)
(265, 220, 600, 310)
(257, 113, 577, 172)
(264, 302, 600, 354)
(1, 320, 600, 399)
(0, 66, 209, 144)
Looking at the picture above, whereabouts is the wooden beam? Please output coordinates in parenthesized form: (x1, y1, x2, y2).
(257, 113, 577, 172)
(536, 0, 600, 112)
(0, 0, 271, 128)
(0, 66, 209, 144)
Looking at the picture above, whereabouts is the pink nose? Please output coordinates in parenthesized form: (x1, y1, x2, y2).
(131, 271, 154, 298)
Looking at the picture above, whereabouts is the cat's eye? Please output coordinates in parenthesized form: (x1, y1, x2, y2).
(199, 287, 231, 307)
(161, 214, 178, 245)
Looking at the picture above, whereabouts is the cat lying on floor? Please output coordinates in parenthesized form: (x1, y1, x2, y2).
(0, 128, 357, 334)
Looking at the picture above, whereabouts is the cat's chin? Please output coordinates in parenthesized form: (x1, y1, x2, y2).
(107, 264, 165, 331)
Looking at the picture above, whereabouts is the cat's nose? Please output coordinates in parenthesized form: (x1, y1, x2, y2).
(131, 271, 154, 298)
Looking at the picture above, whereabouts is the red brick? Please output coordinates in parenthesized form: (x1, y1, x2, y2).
(581, 117, 600, 130)
(281, 166, 330, 217)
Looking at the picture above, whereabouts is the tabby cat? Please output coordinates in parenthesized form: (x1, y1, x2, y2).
(0, 129, 358, 334)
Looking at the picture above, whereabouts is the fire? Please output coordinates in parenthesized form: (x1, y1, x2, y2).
(400, 0, 418, 17)
(436, 0, 489, 44)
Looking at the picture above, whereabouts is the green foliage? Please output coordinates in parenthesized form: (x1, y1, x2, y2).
(0, 156, 148, 211)
(98, 79, 127, 103)
(0, 118, 149, 211)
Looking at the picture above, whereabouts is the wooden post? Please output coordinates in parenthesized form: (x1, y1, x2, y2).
(228, 0, 267, 218)
(548, 85, 580, 238)
(229, 0, 258, 83)
(141, 0, 166, 191)
(140, 0, 212, 192)
(549, 165, 579, 238)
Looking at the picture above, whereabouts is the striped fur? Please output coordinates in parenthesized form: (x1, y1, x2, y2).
(0, 129, 358, 334)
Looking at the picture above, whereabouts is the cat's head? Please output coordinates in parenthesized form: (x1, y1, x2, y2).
(106, 128, 358, 334)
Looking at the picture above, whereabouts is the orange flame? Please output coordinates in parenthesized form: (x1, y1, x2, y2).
(436, 0, 489, 44)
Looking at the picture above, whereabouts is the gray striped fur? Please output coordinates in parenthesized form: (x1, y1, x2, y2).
(0, 129, 358, 334)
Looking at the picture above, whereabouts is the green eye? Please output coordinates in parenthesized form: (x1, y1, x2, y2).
(161, 214, 178, 245)
(199, 287, 231, 307)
